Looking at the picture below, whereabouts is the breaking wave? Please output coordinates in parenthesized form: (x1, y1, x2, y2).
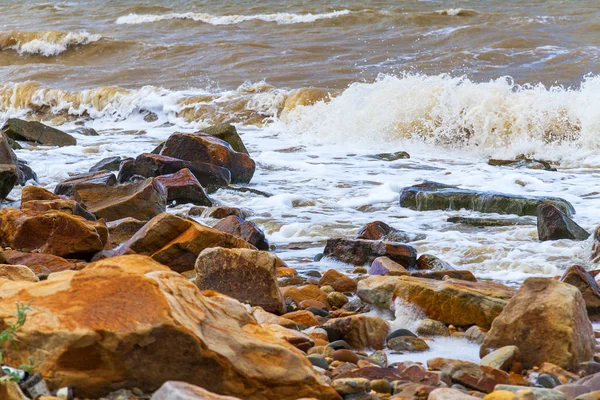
(0, 30, 102, 56)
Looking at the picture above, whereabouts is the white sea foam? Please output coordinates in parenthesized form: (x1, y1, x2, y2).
(115, 10, 351, 25)
(1, 31, 102, 56)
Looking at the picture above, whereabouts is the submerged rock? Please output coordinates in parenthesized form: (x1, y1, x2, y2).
(195, 248, 285, 314)
(447, 216, 535, 227)
(2, 118, 76, 147)
(537, 203, 590, 241)
(367, 151, 410, 161)
(323, 238, 417, 268)
(488, 157, 556, 171)
(399, 181, 575, 216)
(0, 255, 340, 399)
(481, 278, 594, 370)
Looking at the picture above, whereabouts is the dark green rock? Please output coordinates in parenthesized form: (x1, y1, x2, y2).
(2, 118, 76, 147)
(447, 216, 535, 227)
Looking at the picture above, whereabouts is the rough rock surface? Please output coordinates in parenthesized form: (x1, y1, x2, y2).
(537, 203, 589, 241)
(155, 168, 212, 206)
(0, 264, 38, 282)
(0, 255, 340, 400)
(213, 216, 269, 250)
(481, 278, 594, 370)
(323, 238, 417, 268)
(200, 123, 249, 155)
(151, 381, 243, 400)
(54, 171, 117, 197)
(560, 265, 600, 321)
(323, 315, 389, 349)
(2, 118, 76, 147)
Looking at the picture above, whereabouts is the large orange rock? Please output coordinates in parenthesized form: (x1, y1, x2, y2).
(21, 198, 96, 221)
(319, 269, 357, 293)
(195, 248, 285, 314)
(0, 255, 340, 400)
(357, 275, 515, 329)
(20, 185, 61, 203)
(0, 208, 107, 259)
(99, 213, 254, 273)
(323, 315, 389, 350)
(74, 178, 166, 222)
(0, 264, 38, 282)
(1, 250, 77, 274)
(161, 133, 255, 183)
(281, 285, 330, 308)
(481, 278, 594, 370)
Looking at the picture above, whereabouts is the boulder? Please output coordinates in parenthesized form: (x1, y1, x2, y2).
(54, 171, 117, 197)
(411, 270, 477, 282)
(355, 221, 413, 243)
(323, 238, 417, 268)
(281, 310, 319, 327)
(368, 256, 409, 276)
(488, 157, 556, 171)
(151, 381, 243, 400)
(481, 278, 594, 370)
(323, 315, 389, 349)
(195, 248, 285, 314)
(447, 216, 535, 227)
(21, 186, 60, 203)
(213, 216, 268, 250)
(161, 133, 255, 183)
(74, 178, 166, 222)
(415, 319, 450, 337)
(416, 254, 455, 271)
(427, 358, 509, 393)
(200, 123, 249, 155)
(399, 181, 575, 217)
(387, 336, 429, 352)
(107, 217, 147, 247)
(319, 269, 357, 293)
(537, 203, 590, 241)
(0, 164, 19, 200)
(560, 265, 600, 321)
(117, 153, 231, 187)
(0, 264, 38, 282)
(357, 275, 515, 328)
(429, 388, 481, 400)
(97, 213, 254, 273)
(89, 156, 127, 173)
(480, 346, 520, 372)
(280, 285, 329, 308)
(0, 208, 107, 259)
(0, 250, 77, 274)
(251, 308, 297, 329)
(2, 118, 76, 147)
(0, 255, 340, 400)
(492, 385, 566, 400)
(155, 168, 212, 206)
(21, 198, 96, 221)
(189, 206, 248, 219)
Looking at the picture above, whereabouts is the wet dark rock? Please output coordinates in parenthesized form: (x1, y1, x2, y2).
(188, 206, 248, 219)
(560, 265, 600, 321)
(206, 184, 272, 197)
(155, 168, 212, 206)
(537, 203, 590, 241)
(200, 123, 249, 155)
(75, 127, 99, 136)
(17, 161, 37, 185)
(324, 238, 417, 268)
(593, 226, 600, 263)
(355, 220, 421, 242)
(54, 171, 117, 197)
(488, 156, 556, 171)
(327, 340, 351, 350)
(314, 253, 324, 262)
(322, 326, 344, 342)
(89, 156, 127, 172)
(213, 215, 268, 250)
(400, 181, 575, 217)
(342, 298, 370, 313)
(537, 373, 562, 388)
(118, 153, 231, 187)
(307, 354, 329, 370)
(2, 118, 76, 147)
(447, 216, 535, 227)
(416, 254, 455, 271)
(386, 329, 417, 341)
(367, 151, 410, 161)
(306, 307, 330, 317)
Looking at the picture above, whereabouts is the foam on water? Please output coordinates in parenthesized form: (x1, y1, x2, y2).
(115, 10, 352, 25)
(0, 31, 102, 56)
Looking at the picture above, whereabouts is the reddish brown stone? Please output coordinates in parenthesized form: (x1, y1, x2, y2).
(537, 203, 590, 241)
(319, 269, 357, 293)
(369, 256, 409, 276)
(560, 264, 600, 320)
(74, 178, 166, 222)
(427, 358, 509, 393)
(416, 254, 455, 271)
(189, 206, 249, 219)
(411, 270, 477, 282)
(1, 250, 77, 274)
(21, 199, 95, 221)
(281, 285, 329, 308)
(154, 168, 212, 206)
(356, 221, 411, 242)
(281, 310, 319, 326)
(54, 171, 116, 196)
(161, 133, 255, 183)
(331, 350, 359, 364)
(324, 238, 417, 268)
(213, 215, 268, 250)
(323, 315, 389, 350)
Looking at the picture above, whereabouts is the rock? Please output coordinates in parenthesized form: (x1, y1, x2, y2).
(429, 388, 481, 400)
(482, 391, 518, 400)
(447, 216, 535, 227)
(21, 186, 60, 203)
(252, 307, 297, 329)
(17, 161, 38, 185)
(0, 208, 107, 259)
(387, 336, 429, 352)
(327, 292, 348, 309)
(281, 285, 329, 308)
(0, 264, 38, 282)
(213, 216, 268, 250)
(323, 238, 417, 268)
(357, 275, 515, 328)
(54, 171, 117, 197)
(416, 319, 450, 337)
(281, 310, 319, 327)
(200, 123, 249, 155)
(195, 248, 285, 314)
(399, 181, 575, 217)
(1, 250, 77, 274)
(428, 358, 509, 393)
(2, 118, 76, 146)
(155, 168, 212, 206)
(89, 156, 126, 173)
(118, 153, 231, 187)
(323, 315, 389, 349)
(0, 382, 29, 400)
(370, 379, 391, 394)
(391, 382, 437, 399)
(160, 133, 255, 183)
(368, 151, 410, 161)
(0, 164, 18, 199)
(21, 198, 96, 221)
(107, 218, 147, 247)
(260, 324, 315, 352)
(189, 206, 248, 219)
(480, 346, 520, 372)
(411, 270, 477, 282)
(150, 381, 243, 400)
(465, 326, 487, 344)
(576, 372, 600, 391)
(97, 213, 254, 273)
(576, 391, 600, 400)
(481, 278, 594, 370)
(560, 265, 600, 321)
(355, 221, 413, 243)
(537, 203, 589, 241)
(308, 354, 330, 370)
(493, 385, 566, 400)
(369, 256, 409, 276)
(75, 127, 99, 136)
(0, 133, 21, 197)
(386, 329, 418, 341)
(332, 349, 359, 364)
(538, 363, 579, 383)
(331, 378, 370, 395)
(319, 269, 357, 293)
(0, 255, 339, 399)
(555, 384, 590, 399)
(73, 178, 166, 222)
(416, 254, 455, 271)
(327, 340, 350, 350)
(537, 373, 562, 388)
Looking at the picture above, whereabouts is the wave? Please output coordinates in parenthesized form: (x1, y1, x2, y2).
(115, 10, 351, 25)
(0, 30, 102, 56)
(436, 8, 478, 17)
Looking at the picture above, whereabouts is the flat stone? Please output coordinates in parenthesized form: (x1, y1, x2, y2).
(54, 171, 117, 197)
(493, 385, 566, 400)
(2, 118, 76, 147)
(150, 381, 242, 400)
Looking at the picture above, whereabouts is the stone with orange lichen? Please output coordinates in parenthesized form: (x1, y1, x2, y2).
(96, 213, 254, 273)
(323, 315, 389, 350)
(0, 255, 340, 400)
(21, 185, 61, 203)
(276, 267, 298, 278)
(1, 250, 77, 274)
(281, 285, 330, 309)
(282, 310, 320, 327)
(319, 269, 357, 293)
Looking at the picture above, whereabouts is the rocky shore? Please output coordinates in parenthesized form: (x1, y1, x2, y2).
(0, 119, 600, 400)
